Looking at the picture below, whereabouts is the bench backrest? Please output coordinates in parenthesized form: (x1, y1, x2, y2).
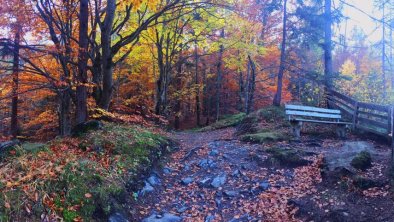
(285, 104, 341, 120)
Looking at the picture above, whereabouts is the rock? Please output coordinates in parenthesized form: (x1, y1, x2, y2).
(211, 174, 227, 188)
(147, 175, 161, 186)
(209, 149, 219, 156)
(198, 159, 216, 169)
(266, 147, 310, 167)
(351, 151, 372, 171)
(183, 164, 191, 171)
(353, 176, 385, 190)
(72, 120, 103, 137)
(222, 154, 231, 160)
(108, 212, 129, 222)
(205, 215, 215, 222)
(215, 198, 221, 207)
(198, 177, 212, 188)
(177, 206, 188, 213)
(163, 167, 173, 174)
(325, 141, 375, 172)
(181, 177, 194, 185)
(232, 169, 242, 177)
(140, 181, 154, 195)
(224, 190, 239, 197)
(259, 180, 270, 191)
(241, 132, 286, 144)
(142, 213, 182, 222)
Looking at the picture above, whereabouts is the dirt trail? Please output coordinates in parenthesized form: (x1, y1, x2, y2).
(132, 127, 394, 222)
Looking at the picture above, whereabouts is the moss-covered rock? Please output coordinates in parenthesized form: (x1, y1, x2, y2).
(241, 132, 286, 144)
(235, 106, 286, 136)
(199, 113, 246, 131)
(351, 151, 372, 171)
(266, 147, 310, 167)
(353, 176, 383, 190)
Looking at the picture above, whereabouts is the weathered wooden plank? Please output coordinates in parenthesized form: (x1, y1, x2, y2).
(290, 118, 351, 125)
(286, 110, 341, 119)
(357, 116, 387, 129)
(327, 89, 356, 104)
(358, 102, 389, 113)
(327, 98, 353, 114)
(358, 110, 388, 120)
(285, 104, 340, 114)
(356, 124, 389, 136)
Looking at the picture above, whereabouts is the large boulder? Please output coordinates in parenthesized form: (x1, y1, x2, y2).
(322, 141, 376, 182)
(266, 147, 311, 167)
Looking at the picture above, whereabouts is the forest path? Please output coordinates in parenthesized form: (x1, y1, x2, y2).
(132, 128, 323, 222)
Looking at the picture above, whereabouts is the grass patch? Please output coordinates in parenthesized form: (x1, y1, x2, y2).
(241, 131, 287, 144)
(0, 123, 170, 221)
(199, 113, 246, 131)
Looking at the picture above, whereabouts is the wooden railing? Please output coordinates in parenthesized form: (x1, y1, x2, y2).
(326, 88, 393, 139)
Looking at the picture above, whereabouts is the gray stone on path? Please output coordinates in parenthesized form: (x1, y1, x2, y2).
(181, 177, 194, 185)
(211, 174, 227, 188)
(325, 141, 376, 171)
(198, 177, 212, 188)
(142, 213, 182, 222)
(259, 180, 270, 191)
(108, 212, 129, 222)
(163, 167, 173, 174)
(147, 175, 161, 186)
(224, 190, 239, 197)
(140, 181, 155, 195)
(209, 149, 219, 156)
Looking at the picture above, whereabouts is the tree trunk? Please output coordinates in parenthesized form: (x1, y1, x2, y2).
(10, 27, 21, 139)
(76, 0, 89, 124)
(58, 91, 72, 136)
(98, 0, 116, 110)
(273, 0, 287, 106)
(324, 0, 333, 89)
(216, 28, 225, 121)
(195, 39, 201, 127)
(174, 57, 183, 130)
(246, 55, 256, 114)
(238, 69, 244, 112)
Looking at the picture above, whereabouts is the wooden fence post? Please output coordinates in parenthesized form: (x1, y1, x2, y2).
(352, 101, 358, 131)
(390, 106, 394, 161)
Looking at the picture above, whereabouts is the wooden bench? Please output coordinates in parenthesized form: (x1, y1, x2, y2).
(285, 104, 352, 139)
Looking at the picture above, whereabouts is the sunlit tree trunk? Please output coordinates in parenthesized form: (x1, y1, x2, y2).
(216, 28, 224, 121)
(99, 0, 116, 110)
(273, 0, 287, 106)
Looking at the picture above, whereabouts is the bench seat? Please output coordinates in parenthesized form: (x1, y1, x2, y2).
(285, 104, 351, 139)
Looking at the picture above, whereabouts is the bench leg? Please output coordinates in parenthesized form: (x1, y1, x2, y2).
(336, 124, 346, 139)
(290, 121, 302, 140)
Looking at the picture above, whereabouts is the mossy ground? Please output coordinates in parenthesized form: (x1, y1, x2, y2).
(241, 131, 287, 143)
(198, 113, 246, 132)
(0, 123, 170, 221)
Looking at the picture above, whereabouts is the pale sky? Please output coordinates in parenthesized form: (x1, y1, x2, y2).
(335, 0, 384, 44)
